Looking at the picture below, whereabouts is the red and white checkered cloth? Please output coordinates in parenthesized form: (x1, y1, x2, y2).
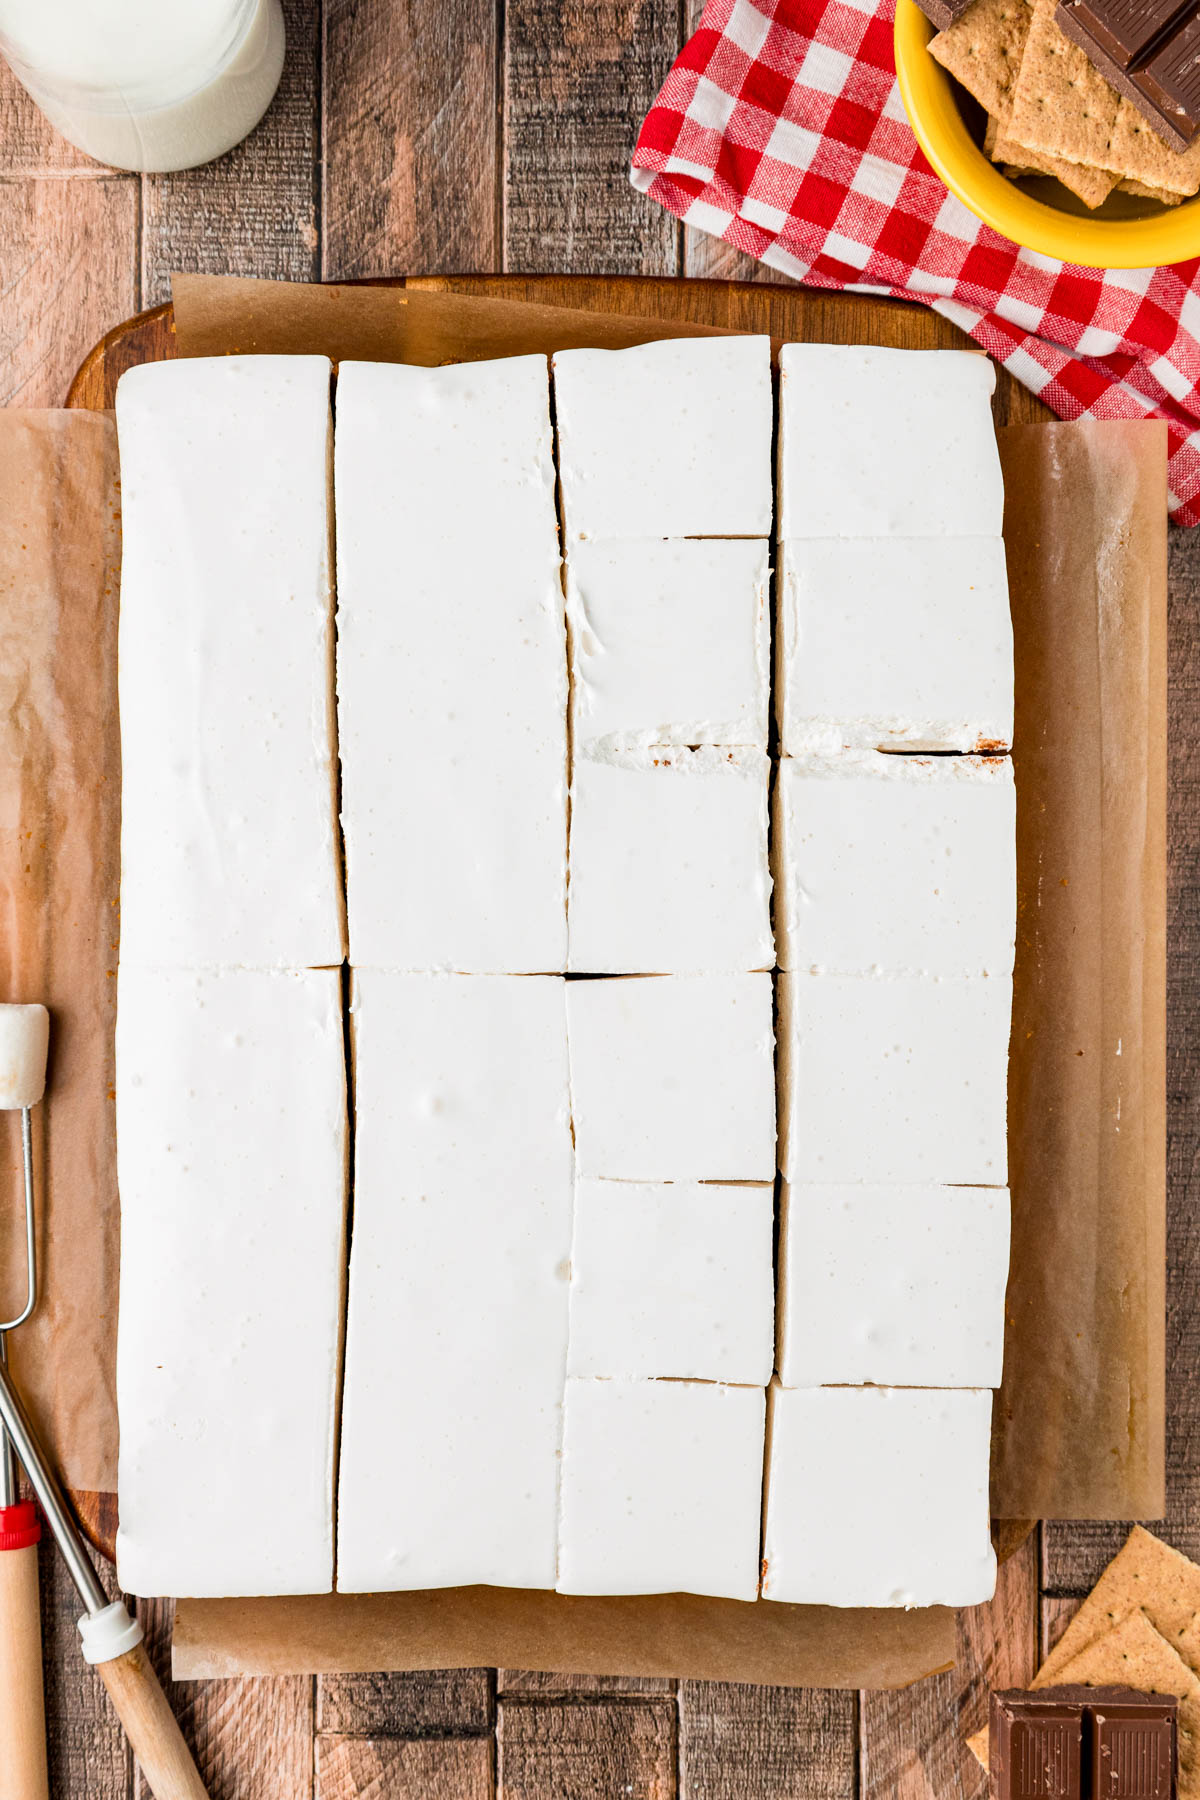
(631, 0, 1200, 522)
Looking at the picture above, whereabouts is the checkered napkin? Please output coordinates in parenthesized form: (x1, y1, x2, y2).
(631, 0, 1200, 523)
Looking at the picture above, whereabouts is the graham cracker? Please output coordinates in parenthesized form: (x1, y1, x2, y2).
(1007, 0, 1122, 169)
(1037, 1527, 1200, 1685)
(929, 0, 1034, 120)
(1121, 177, 1185, 204)
(1106, 99, 1200, 196)
(991, 125, 1119, 203)
(966, 1723, 990, 1770)
(1048, 1612, 1200, 1796)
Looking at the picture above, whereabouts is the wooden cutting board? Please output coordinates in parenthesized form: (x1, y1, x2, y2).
(63, 274, 1046, 1564)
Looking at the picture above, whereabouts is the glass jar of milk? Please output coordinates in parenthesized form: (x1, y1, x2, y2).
(0, 0, 285, 172)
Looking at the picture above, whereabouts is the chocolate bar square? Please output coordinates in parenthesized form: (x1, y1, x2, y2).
(916, 0, 977, 29)
(992, 1696, 1083, 1798)
(1055, 0, 1194, 70)
(990, 1689, 1179, 1800)
(1091, 1700, 1176, 1798)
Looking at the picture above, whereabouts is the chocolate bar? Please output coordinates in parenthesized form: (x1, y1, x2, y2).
(990, 1688, 1178, 1800)
(1055, 0, 1200, 150)
(916, 0, 977, 32)
(1056, 0, 1194, 73)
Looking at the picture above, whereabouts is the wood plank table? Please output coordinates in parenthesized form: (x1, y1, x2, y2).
(1, 6, 1196, 1797)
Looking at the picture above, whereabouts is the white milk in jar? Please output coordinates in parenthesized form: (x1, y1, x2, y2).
(0, 0, 285, 172)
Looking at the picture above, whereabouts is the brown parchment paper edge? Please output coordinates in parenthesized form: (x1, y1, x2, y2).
(0, 274, 1164, 1687)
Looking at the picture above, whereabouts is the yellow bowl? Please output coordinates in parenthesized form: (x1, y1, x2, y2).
(894, 0, 1200, 267)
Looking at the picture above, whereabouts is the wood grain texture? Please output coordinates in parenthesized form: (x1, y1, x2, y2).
(680, 1682, 856, 1799)
(134, 1597, 314, 1800)
(140, 0, 321, 305)
(503, 0, 681, 274)
(317, 1668, 493, 1736)
(860, 1533, 1038, 1800)
(1041, 1595, 1082, 1662)
(499, 1670, 675, 1696)
(322, 0, 497, 278)
(317, 1734, 494, 1800)
(498, 1700, 676, 1799)
(0, 175, 137, 405)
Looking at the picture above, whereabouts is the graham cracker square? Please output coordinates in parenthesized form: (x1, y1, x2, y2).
(929, 0, 1034, 120)
(1007, 0, 1122, 167)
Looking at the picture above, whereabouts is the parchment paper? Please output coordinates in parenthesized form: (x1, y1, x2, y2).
(0, 411, 121, 1493)
(0, 276, 1166, 1686)
(993, 419, 1167, 1521)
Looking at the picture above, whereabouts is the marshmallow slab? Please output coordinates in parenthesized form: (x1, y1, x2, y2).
(779, 536, 1013, 754)
(777, 1182, 1010, 1387)
(777, 346, 1004, 539)
(568, 1180, 775, 1384)
(568, 538, 770, 749)
(774, 752, 1016, 977)
(762, 1384, 996, 1607)
(115, 355, 343, 971)
(557, 1378, 765, 1600)
(335, 357, 567, 974)
(115, 966, 346, 1597)
(778, 972, 1009, 1186)
(337, 973, 573, 1592)
(553, 337, 773, 540)
(567, 975, 776, 1182)
(568, 747, 773, 975)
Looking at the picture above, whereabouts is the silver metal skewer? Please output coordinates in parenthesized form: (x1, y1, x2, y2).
(0, 1351, 108, 1615)
(1, 1103, 39, 1511)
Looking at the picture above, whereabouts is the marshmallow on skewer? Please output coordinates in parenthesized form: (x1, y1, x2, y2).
(0, 1006, 49, 1110)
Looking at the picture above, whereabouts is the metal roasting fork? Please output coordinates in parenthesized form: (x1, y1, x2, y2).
(0, 1003, 211, 1800)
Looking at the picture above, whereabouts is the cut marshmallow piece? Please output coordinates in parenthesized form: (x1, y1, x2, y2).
(777, 345, 1004, 539)
(778, 536, 1013, 754)
(114, 966, 346, 1598)
(568, 746, 773, 975)
(762, 1384, 996, 1607)
(557, 1378, 765, 1601)
(115, 355, 343, 971)
(778, 972, 1010, 1186)
(553, 336, 773, 540)
(773, 752, 1016, 977)
(567, 538, 770, 749)
(337, 973, 573, 1592)
(568, 1180, 775, 1384)
(567, 975, 776, 1182)
(0, 1005, 49, 1109)
(335, 357, 567, 974)
(777, 1182, 1010, 1388)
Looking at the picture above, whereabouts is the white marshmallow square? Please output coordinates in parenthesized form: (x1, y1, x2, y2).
(568, 747, 773, 975)
(778, 536, 1013, 753)
(336, 973, 573, 1592)
(557, 1378, 765, 1600)
(777, 1182, 1010, 1387)
(777, 345, 1004, 538)
(115, 355, 343, 971)
(567, 975, 776, 1182)
(568, 538, 770, 750)
(762, 1384, 996, 1607)
(553, 337, 773, 539)
(774, 752, 1015, 977)
(778, 972, 1009, 1186)
(568, 1180, 775, 1383)
(335, 357, 567, 974)
(115, 966, 346, 1598)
